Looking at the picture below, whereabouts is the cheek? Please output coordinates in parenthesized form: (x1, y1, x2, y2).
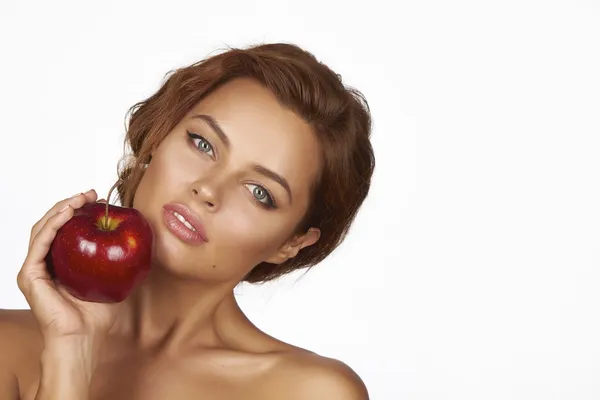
(137, 151, 195, 199)
(134, 165, 167, 208)
(215, 210, 286, 258)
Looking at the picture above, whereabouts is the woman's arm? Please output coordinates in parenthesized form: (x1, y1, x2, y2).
(34, 339, 96, 400)
(291, 360, 369, 400)
(272, 354, 369, 400)
(13, 191, 122, 399)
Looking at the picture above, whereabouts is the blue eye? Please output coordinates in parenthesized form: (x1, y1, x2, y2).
(187, 132, 214, 157)
(245, 183, 276, 209)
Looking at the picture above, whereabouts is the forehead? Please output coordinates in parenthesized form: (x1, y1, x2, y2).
(185, 78, 322, 201)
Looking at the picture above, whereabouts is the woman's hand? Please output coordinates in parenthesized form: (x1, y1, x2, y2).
(17, 189, 123, 345)
(17, 189, 125, 400)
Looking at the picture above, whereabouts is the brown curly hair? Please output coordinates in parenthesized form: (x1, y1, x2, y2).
(115, 42, 375, 283)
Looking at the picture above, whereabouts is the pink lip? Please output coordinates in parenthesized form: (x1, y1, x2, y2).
(162, 203, 209, 244)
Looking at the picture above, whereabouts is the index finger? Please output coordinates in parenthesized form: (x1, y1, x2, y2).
(29, 189, 98, 249)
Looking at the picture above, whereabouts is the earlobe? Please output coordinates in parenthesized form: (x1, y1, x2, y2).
(140, 154, 153, 170)
(265, 228, 321, 264)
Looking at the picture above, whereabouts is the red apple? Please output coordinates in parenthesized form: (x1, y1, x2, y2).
(48, 183, 154, 303)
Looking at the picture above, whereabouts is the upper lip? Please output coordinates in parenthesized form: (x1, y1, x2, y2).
(163, 202, 209, 242)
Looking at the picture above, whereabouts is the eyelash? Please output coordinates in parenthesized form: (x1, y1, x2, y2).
(186, 131, 277, 209)
(245, 183, 277, 209)
(188, 131, 215, 157)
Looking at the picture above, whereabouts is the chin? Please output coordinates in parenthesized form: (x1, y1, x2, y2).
(149, 227, 226, 282)
(150, 225, 199, 274)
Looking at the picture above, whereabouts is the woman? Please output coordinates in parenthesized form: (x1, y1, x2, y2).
(0, 42, 375, 399)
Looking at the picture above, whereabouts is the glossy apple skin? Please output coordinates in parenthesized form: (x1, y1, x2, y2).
(48, 202, 154, 303)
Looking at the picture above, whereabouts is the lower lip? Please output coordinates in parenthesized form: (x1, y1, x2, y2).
(162, 208, 206, 245)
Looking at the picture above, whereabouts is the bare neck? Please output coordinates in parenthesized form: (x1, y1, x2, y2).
(113, 265, 263, 354)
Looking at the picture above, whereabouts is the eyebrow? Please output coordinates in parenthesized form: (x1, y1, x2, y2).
(251, 164, 293, 204)
(190, 113, 293, 204)
(191, 114, 230, 148)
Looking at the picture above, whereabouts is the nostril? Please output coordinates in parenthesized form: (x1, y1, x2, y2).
(192, 188, 215, 208)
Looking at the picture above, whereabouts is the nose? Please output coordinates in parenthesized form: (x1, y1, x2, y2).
(191, 180, 219, 211)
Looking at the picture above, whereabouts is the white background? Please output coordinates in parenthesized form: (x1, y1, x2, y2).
(1, 1, 599, 398)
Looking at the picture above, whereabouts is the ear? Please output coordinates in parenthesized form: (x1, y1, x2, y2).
(265, 228, 321, 265)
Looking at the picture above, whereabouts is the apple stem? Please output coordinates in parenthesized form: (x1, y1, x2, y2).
(103, 179, 122, 230)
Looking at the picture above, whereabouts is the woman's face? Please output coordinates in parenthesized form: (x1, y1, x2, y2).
(133, 78, 322, 283)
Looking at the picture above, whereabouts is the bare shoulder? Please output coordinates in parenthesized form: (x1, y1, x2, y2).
(0, 308, 43, 364)
(0, 309, 42, 399)
(267, 349, 369, 400)
(0, 308, 41, 341)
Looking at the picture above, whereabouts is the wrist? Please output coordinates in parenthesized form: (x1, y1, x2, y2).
(37, 342, 95, 400)
(41, 338, 98, 379)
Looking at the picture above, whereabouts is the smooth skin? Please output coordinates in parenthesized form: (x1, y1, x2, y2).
(0, 78, 369, 399)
